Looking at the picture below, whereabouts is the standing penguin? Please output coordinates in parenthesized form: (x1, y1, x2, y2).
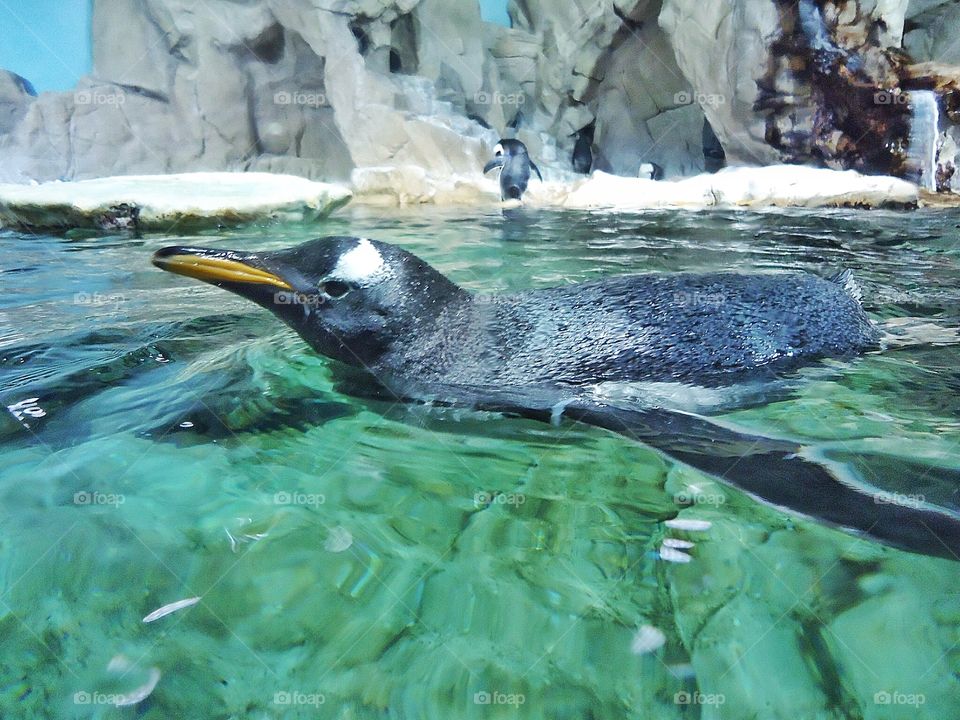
(572, 123, 594, 174)
(484, 139, 543, 201)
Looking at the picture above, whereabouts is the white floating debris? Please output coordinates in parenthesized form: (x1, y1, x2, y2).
(660, 546, 693, 564)
(114, 668, 162, 707)
(662, 538, 695, 549)
(667, 663, 697, 680)
(142, 596, 201, 623)
(105, 655, 162, 707)
(664, 518, 713, 532)
(631, 625, 667, 655)
(324, 526, 353, 553)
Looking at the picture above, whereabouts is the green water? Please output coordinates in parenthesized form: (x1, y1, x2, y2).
(1, 206, 959, 719)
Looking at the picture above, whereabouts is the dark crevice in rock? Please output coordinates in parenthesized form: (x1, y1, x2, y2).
(350, 18, 371, 56)
(246, 22, 286, 64)
(110, 82, 169, 104)
(390, 12, 418, 75)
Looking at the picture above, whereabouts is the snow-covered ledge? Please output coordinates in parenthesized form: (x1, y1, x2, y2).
(558, 167, 919, 210)
(350, 165, 920, 210)
(0, 173, 353, 231)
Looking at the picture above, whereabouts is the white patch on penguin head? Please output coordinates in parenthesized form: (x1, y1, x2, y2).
(494, 143, 504, 156)
(330, 238, 390, 286)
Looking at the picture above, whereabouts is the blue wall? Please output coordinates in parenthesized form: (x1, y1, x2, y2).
(0, 0, 92, 92)
(479, 0, 511, 27)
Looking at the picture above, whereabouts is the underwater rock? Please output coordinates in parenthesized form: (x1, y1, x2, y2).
(0, 173, 352, 231)
(824, 563, 960, 719)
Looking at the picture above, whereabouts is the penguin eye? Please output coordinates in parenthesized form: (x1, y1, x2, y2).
(494, 143, 504, 157)
(320, 279, 352, 299)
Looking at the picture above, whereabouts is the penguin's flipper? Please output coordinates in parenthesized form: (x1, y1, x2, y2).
(561, 400, 960, 562)
(483, 158, 504, 174)
(530, 161, 543, 182)
(404, 380, 960, 562)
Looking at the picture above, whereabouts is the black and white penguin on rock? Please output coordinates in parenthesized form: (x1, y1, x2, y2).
(484, 139, 543, 201)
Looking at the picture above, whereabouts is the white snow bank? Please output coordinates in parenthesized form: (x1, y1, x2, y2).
(350, 164, 919, 210)
(559, 166, 918, 210)
(0, 173, 352, 231)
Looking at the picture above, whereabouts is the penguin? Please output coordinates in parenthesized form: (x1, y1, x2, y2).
(572, 124, 594, 175)
(484, 139, 543, 201)
(639, 162, 664, 181)
(151, 237, 960, 561)
(702, 119, 726, 174)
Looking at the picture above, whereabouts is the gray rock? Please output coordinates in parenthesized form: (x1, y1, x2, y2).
(0, 70, 36, 137)
(1, 0, 958, 187)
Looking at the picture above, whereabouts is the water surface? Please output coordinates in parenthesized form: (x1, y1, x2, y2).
(1, 206, 959, 719)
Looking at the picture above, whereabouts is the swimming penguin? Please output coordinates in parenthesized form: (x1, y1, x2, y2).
(152, 238, 960, 561)
(484, 139, 543, 201)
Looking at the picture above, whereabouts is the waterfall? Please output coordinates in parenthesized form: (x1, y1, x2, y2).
(909, 90, 941, 192)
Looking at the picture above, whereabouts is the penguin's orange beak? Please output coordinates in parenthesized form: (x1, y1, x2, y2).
(152, 247, 292, 290)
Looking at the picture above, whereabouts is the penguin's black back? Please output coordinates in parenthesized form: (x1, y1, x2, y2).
(412, 271, 879, 388)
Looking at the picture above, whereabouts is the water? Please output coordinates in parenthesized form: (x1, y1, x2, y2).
(909, 90, 941, 192)
(1, 206, 959, 719)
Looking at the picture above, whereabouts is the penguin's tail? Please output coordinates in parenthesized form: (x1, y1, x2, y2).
(830, 268, 864, 303)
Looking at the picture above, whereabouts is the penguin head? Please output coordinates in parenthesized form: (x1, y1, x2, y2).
(153, 237, 464, 369)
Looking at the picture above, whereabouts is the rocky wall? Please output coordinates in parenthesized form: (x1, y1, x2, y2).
(0, 0, 958, 188)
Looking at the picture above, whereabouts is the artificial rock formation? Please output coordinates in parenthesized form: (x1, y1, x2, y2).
(0, 0, 957, 191)
(660, 0, 960, 188)
(0, 0, 710, 184)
